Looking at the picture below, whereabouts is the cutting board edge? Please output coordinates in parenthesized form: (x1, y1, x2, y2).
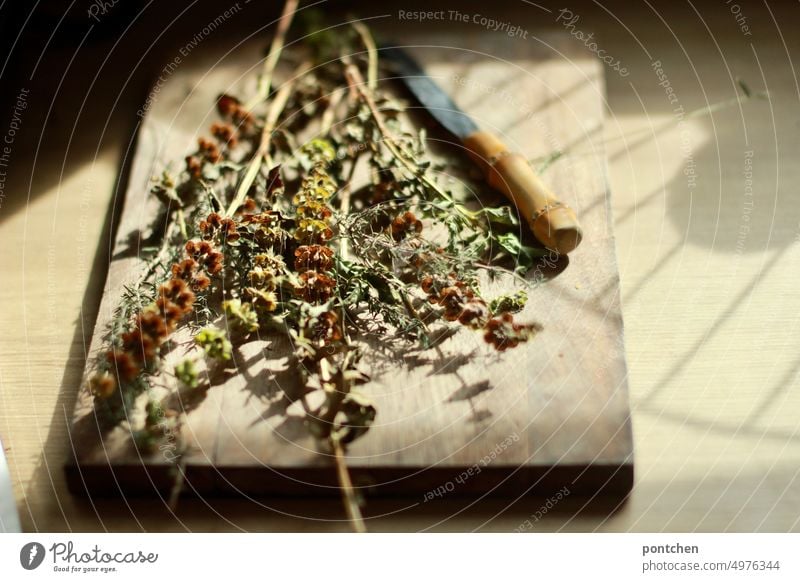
(65, 458, 633, 501)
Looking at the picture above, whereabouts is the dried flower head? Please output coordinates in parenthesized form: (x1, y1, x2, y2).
(198, 137, 222, 163)
(89, 372, 117, 399)
(136, 310, 169, 342)
(106, 349, 138, 382)
(185, 155, 203, 179)
(216, 93, 241, 117)
(483, 313, 542, 351)
(253, 252, 286, 272)
(294, 245, 334, 272)
(306, 309, 341, 344)
(199, 212, 240, 244)
(121, 328, 158, 366)
(211, 122, 238, 147)
(390, 211, 423, 241)
(159, 278, 195, 312)
(247, 288, 278, 313)
(175, 358, 200, 389)
(223, 298, 260, 333)
(171, 258, 198, 281)
(216, 93, 254, 130)
(186, 239, 224, 274)
(294, 218, 333, 245)
(235, 197, 258, 215)
(195, 326, 232, 361)
(295, 270, 336, 303)
(191, 271, 212, 291)
(248, 267, 277, 291)
(458, 300, 489, 329)
(254, 224, 287, 250)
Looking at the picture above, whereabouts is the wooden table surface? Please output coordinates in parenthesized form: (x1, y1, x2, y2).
(1, 1, 798, 532)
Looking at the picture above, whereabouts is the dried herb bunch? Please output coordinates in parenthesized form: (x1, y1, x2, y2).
(88, 6, 545, 531)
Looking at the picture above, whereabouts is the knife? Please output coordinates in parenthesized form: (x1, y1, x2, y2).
(380, 46, 582, 255)
(0, 435, 21, 532)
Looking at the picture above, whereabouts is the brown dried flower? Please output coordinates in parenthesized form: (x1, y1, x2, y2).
(295, 271, 336, 303)
(185, 155, 202, 179)
(136, 310, 169, 342)
(191, 272, 211, 291)
(308, 310, 341, 344)
(211, 122, 238, 147)
(199, 212, 239, 243)
(198, 137, 221, 163)
(106, 350, 138, 382)
(171, 258, 198, 281)
(390, 211, 423, 241)
(216, 93, 253, 129)
(483, 313, 542, 351)
(89, 372, 116, 399)
(294, 245, 334, 272)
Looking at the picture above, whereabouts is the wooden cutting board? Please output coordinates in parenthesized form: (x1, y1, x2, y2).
(66, 32, 633, 502)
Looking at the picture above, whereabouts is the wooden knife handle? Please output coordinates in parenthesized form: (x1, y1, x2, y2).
(463, 130, 583, 255)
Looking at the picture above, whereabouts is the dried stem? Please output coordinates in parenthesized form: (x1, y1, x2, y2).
(227, 60, 312, 216)
(245, 0, 300, 111)
(320, 89, 345, 135)
(332, 437, 366, 533)
(167, 456, 187, 512)
(335, 156, 359, 261)
(351, 21, 378, 91)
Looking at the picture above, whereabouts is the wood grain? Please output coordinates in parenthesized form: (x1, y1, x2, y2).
(65, 35, 633, 501)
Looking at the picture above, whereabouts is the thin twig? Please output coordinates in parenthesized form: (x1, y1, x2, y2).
(136, 209, 184, 292)
(351, 21, 378, 91)
(176, 208, 188, 240)
(167, 454, 187, 512)
(335, 157, 359, 260)
(332, 437, 366, 533)
(320, 89, 345, 136)
(314, 343, 365, 533)
(226, 60, 312, 216)
(244, 0, 300, 111)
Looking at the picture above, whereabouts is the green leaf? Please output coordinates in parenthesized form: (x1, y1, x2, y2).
(497, 232, 523, 255)
(478, 205, 519, 226)
(496, 232, 549, 267)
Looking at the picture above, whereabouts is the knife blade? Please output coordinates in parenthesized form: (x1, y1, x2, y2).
(381, 46, 582, 255)
(0, 435, 21, 532)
